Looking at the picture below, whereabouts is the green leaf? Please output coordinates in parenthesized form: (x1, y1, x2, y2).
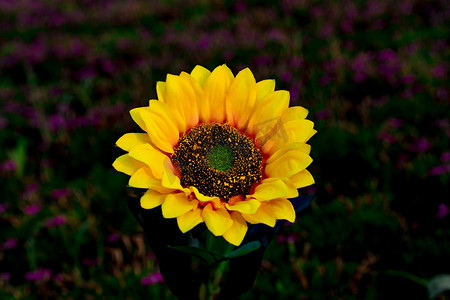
(225, 241, 261, 259)
(169, 245, 225, 266)
(427, 274, 450, 299)
(8, 138, 27, 177)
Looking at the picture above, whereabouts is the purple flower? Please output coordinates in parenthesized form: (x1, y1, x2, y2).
(409, 138, 432, 152)
(401, 74, 416, 85)
(44, 215, 67, 228)
(276, 233, 299, 244)
(437, 203, 449, 219)
(0, 160, 17, 172)
(441, 152, 450, 162)
(253, 55, 272, 66)
(23, 204, 42, 215)
(388, 118, 403, 128)
(102, 60, 115, 73)
(436, 87, 448, 100)
(429, 165, 450, 176)
(50, 188, 71, 199)
(377, 131, 396, 144)
(280, 71, 292, 82)
(341, 19, 354, 33)
(0, 203, 8, 214)
(351, 53, 371, 82)
(315, 109, 332, 120)
(432, 65, 447, 78)
(141, 272, 164, 286)
(197, 35, 210, 50)
(48, 114, 67, 132)
(401, 89, 414, 99)
(0, 115, 8, 129)
(82, 258, 100, 267)
(319, 75, 332, 86)
(377, 49, 397, 61)
(0, 272, 11, 280)
(77, 67, 96, 81)
(106, 233, 120, 243)
(25, 269, 52, 282)
(0, 238, 18, 251)
(52, 273, 63, 282)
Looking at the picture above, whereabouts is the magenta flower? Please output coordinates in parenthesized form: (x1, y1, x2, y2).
(432, 65, 447, 78)
(429, 165, 450, 176)
(44, 215, 67, 227)
(106, 233, 120, 243)
(0, 272, 11, 280)
(24, 269, 52, 282)
(315, 109, 332, 120)
(388, 118, 403, 128)
(141, 272, 164, 286)
(0, 203, 8, 214)
(82, 258, 100, 267)
(409, 138, 432, 153)
(437, 204, 449, 219)
(441, 152, 450, 162)
(23, 204, 42, 215)
(50, 188, 71, 199)
(0, 160, 17, 172)
(0, 238, 18, 251)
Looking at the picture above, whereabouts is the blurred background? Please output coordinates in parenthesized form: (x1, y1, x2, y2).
(0, 0, 449, 299)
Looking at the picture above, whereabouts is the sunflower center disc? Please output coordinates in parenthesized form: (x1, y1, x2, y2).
(172, 123, 262, 200)
(208, 144, 234, 172)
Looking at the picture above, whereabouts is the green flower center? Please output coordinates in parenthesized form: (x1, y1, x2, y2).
(172, 123, 262, 200)
(208, 144, 234, 172)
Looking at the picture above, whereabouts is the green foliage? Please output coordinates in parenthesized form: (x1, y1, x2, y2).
(0, 0, 449, 299)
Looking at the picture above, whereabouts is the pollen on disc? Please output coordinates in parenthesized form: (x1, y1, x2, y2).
(172, 123, 262, 200)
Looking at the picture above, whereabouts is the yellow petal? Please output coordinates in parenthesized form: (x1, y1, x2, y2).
(265, 148, 313, 179)
(285, 181, 300, 198)
(164, 74, 199, 132)
(202, 65, 234, 123)
(269, 198, 296, 223)
(130, 107, 152, 132)
(140, 189, 167, 209)
(141, 101, 179, 154)
(225, 199, 261, 214)
(247, 90, 290, 136)
(162, 193, 198, 219)
(258, 117, 315, 155)
(202, 204, 233, 236)
(305, 129, 317, 142)
(116, 133, 150, 152)
(249, 179, 289, 201)
(161, 160, 186, 191)
(190, 65, 211, 87)
(112, 154, 146, 175)
(289, 169, 315, 189)
(280, 106, 309, 121)
(242, 203, 276, 227)
(128, 143, 168, 179)
(191, 186, 221, 208)
(256, 79, 275, 101)
(225, 68, 257, 129)
(266, 142, 310, 165)
(180, 72, 205, 127)
(129, 167, 173, 193)
(223, 212, 248, 246)
(177, 207, 203, 233)
(156, 81, 166, 102)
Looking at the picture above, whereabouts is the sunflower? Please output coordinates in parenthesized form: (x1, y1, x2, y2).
(113, 65, 316, 246)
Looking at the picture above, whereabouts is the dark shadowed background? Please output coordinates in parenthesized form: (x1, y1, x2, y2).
(0, 0, 449, 299)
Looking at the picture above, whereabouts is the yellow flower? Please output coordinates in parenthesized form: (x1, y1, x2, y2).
(113, 65, 316, 246)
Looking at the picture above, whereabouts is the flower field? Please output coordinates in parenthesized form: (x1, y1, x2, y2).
(0, 0, 449, 299)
